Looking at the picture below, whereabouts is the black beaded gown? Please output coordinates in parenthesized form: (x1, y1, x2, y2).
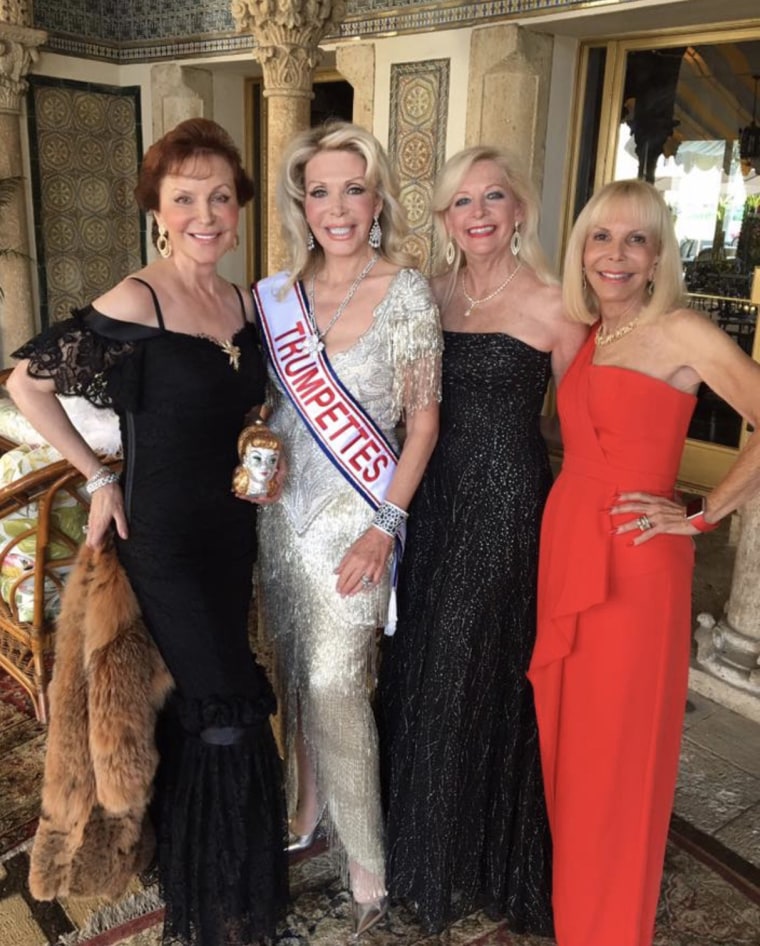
(13, 283, 288, 946)
(379, 330, 554, 935)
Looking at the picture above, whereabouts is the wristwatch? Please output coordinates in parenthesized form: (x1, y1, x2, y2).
(684, 496, 719, 533)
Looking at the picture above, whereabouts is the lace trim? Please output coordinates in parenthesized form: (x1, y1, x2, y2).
(12, 310, 137, 408)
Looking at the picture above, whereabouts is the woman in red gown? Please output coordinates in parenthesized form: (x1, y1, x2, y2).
(529, 179, 760, 946)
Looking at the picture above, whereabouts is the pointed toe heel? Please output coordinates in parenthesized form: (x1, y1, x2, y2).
(286, 804, 326, 854)
(352, 895, 388, 939)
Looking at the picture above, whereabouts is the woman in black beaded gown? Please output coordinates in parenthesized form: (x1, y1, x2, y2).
(8, 120, 288, 946)
(379, 146, 587, 934)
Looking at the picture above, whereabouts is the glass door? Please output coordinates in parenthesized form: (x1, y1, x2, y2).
(572, 29, 760, 490)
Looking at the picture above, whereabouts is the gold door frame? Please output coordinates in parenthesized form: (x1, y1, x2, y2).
(565, 22, 760, 492)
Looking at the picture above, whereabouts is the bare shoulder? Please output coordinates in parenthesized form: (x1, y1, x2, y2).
(233, 282, 255, 321)
(529, 280, 588, 345)
(92, 268, 162, 326)
(659, 305, 727, 349)
(430, 273, 450, 308)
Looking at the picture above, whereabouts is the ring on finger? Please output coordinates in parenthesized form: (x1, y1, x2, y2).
(360, 574, 373, 588)
(637, 514, 653, 532)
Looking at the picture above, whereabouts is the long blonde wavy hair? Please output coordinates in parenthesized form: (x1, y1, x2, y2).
(276, 122, 414, 293)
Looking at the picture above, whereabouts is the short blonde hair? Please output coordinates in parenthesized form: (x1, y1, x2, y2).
(563, 179, 685, 324)
(276, 122, 414, 291)
(432, 145, 557, 305)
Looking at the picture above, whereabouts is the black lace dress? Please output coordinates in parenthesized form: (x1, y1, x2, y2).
(379, 331, 554, 935)
(14, 288, 288, 946)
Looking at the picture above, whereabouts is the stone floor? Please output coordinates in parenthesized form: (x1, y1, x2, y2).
(677, 691, 760, 870)
(675, 509, 760, 880)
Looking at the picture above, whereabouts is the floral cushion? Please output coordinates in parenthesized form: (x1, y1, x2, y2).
(0, 444, 87, 623)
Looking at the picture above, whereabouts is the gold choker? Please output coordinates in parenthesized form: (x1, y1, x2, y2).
(595, 314, 641, 347)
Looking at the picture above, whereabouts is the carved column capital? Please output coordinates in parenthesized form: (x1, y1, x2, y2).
(0, 22, 46, 114)
(231, 0, 346, 95)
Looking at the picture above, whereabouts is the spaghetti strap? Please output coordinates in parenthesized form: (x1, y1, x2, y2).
(231, 284, 248, 326)
(129, 276, 166, 330)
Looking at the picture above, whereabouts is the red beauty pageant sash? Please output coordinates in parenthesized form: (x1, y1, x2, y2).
(253, 273, 404, 630)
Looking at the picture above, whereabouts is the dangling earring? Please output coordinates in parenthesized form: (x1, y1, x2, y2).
(156, 224, 172, 259)
(510, 222, 522, 257)
(368, 216, 382, 249)
(307, 229, 315, 251)
(445, 238, 456, 267)
(581, 268, 588, 291)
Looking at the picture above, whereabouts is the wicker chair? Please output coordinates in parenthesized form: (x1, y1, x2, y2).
(0, 368, 121, 722)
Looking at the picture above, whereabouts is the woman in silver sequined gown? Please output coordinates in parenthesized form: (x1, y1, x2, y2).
(379, 147, 587, 935)
(254, 123, 441, 936)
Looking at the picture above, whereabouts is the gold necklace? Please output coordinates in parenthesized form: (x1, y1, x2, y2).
(461, 262, 523, 317)
(595, 310, 643, 347)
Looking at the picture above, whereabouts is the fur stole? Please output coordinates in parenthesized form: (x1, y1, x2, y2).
(28, 536, 173, 901)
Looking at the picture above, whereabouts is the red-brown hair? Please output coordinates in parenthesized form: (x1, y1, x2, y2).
(135, 118, 254, 245)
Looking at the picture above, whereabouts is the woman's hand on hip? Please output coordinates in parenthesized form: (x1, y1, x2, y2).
(335, 526, 394, 596)
(610, 491, 698, 544)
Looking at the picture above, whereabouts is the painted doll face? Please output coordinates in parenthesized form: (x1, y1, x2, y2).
(243, 445, 279, 485)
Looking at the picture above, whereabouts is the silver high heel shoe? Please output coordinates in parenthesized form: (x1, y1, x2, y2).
(286, 805, 325, 854)
(352, 895, 388, 939)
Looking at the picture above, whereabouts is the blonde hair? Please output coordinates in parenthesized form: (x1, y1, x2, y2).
(276, 122, 414, 291)
(432, 145, 557, 306)
(237, 423, 280, 458)
(563, 179, 685, 324)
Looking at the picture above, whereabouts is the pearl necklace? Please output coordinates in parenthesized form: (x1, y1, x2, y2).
(595, 307, 643, 347)
(461, 262, 523, 317)
(305, 253, 380, 354)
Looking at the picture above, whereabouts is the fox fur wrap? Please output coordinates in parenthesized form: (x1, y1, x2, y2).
(28, 536, 173, 901)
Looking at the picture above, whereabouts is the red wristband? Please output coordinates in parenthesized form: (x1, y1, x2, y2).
(684, 497, 719, 533)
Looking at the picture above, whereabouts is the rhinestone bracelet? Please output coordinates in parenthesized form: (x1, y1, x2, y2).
(371, 500, 409, 538)
(85, 467, 120, 495)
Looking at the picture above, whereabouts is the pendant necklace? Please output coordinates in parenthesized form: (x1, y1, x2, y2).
(461, 261, 522, 317)
(305, 252, 380, 355)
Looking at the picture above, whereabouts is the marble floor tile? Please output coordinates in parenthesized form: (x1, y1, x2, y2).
(683, 708, 760, 778)
(714, 799, 760, 869)
(675, 742, 760, 834)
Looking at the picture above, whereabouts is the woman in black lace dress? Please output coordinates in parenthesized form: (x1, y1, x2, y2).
(8, 119, 287, 946)
(379, 146, 586, 934)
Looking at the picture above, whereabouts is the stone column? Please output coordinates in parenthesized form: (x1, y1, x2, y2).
(696, 493, 760, 701)
(232, 0, 346, 273)
(150, 62, 213, 142)
(466, 24, 553, 193)
(336, 42, 374, 132)
(0, 4, 47, 362)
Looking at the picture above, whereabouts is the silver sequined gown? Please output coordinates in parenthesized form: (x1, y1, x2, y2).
(257, 268, 441, 881)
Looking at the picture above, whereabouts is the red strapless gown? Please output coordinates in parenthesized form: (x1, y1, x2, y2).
(528, 331, 697, 946)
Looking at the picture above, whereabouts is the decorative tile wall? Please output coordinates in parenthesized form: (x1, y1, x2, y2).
(389, 59, 449, 275)
(31, 0, 626, 62)
(27, 78, 145, 326)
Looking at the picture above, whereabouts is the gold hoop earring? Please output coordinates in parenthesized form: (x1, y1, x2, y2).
(156, 225, 172, 259)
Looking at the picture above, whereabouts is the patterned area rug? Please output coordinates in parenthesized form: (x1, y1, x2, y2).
(1, 674, 759, 946)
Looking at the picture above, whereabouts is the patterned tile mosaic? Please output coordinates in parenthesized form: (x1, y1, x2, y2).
(388, 59, 449, 275)
(27, 77, 145, 327)
(30, 0, 628, 62)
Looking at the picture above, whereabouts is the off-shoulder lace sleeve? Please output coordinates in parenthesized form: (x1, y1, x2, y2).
(12, 308, 136, 408)
(389, 268, 443, 418)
